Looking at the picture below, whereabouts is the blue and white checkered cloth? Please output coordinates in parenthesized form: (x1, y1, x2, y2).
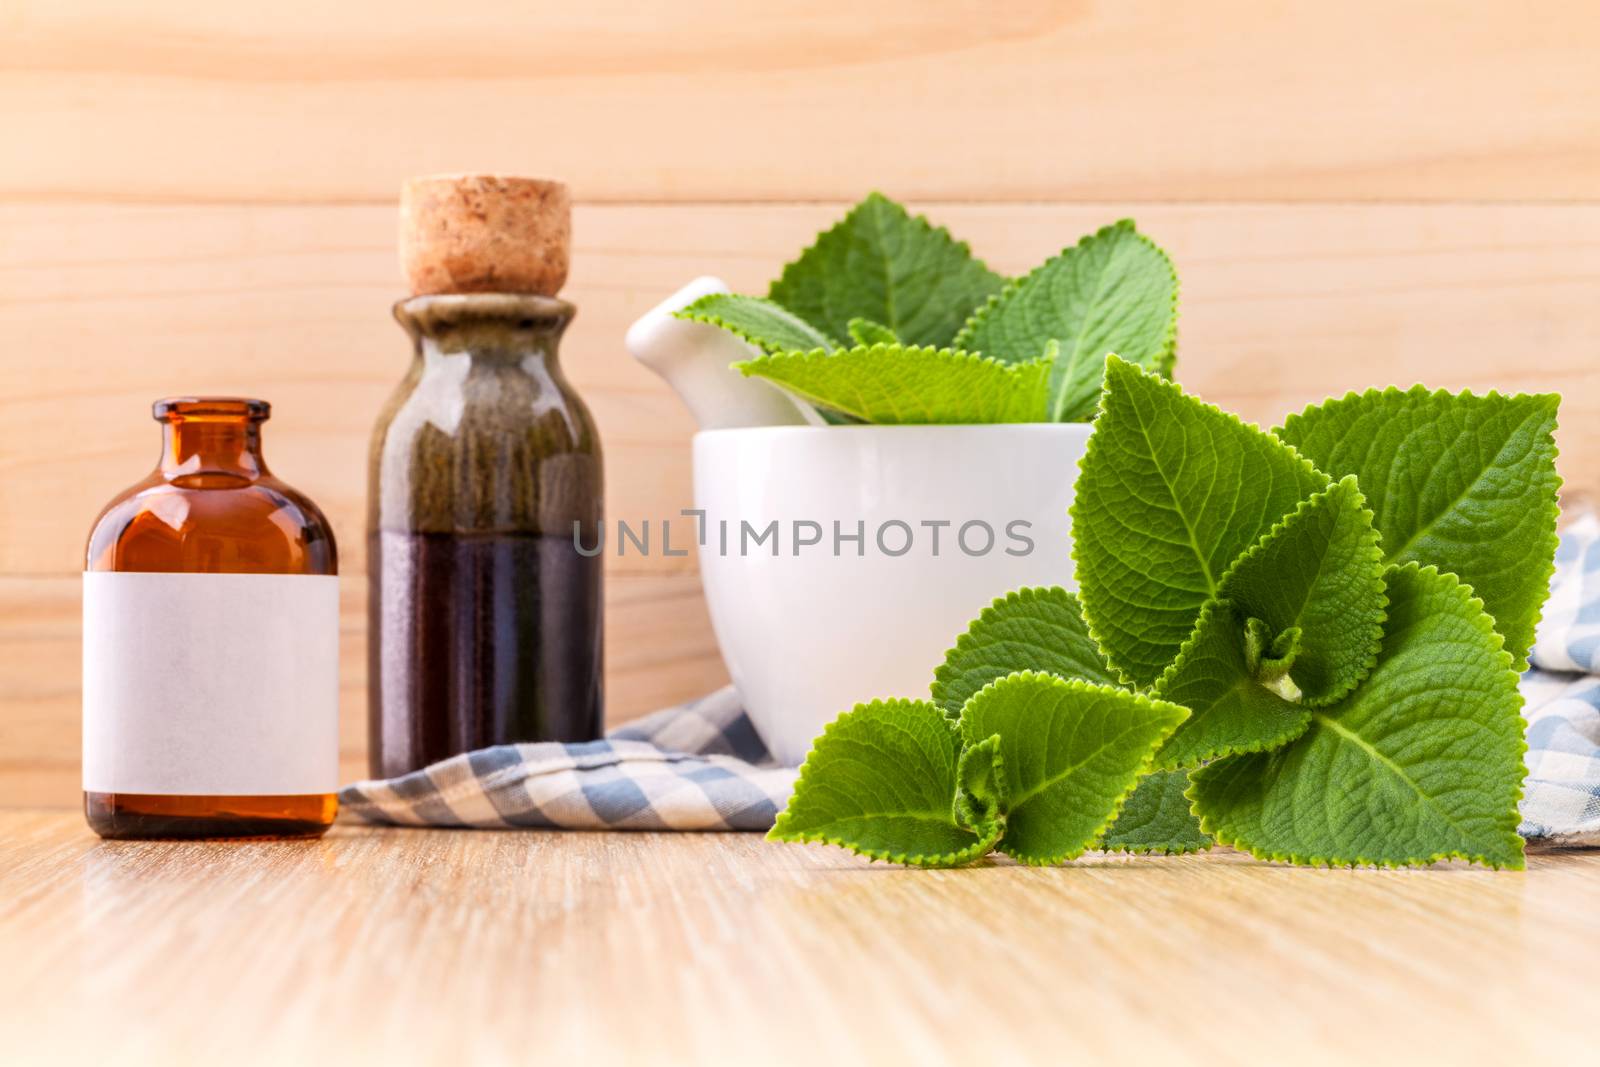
(342, 518, 1600, 842)
(340, 687, 797, 830)
(1519, 514, 1600, 846)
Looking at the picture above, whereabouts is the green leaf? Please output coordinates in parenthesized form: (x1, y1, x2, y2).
(769, 699, 1001, 867)
(1215, 475, 1388, 706)
(673, 292, 840, 355)
(953, 220, 1178, 422)
(737, 345, 1049, 424)
(1243, 618, 1302, 683)
(1276, 387, 1561, 671)
(847, 318, 899, 346)
(954, 734, 1007, 835)
(768, 192, 1004, 347)
(958, 672, 1188, 865)
(932, 587, 1122, 718)
(1072, 356, 1329, 686)
(1190, 564, 1528, 870)
(1150, 599, 1312, 770)
(1099, 769, 1212, 854)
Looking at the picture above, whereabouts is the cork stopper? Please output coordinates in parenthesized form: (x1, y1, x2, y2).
(399, 174, 571, 297)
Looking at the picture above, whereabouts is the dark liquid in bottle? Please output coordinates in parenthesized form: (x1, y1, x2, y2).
(368, 530, 604, 778)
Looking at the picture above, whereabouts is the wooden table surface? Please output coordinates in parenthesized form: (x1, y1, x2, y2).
(1, 811, 1595, 1065)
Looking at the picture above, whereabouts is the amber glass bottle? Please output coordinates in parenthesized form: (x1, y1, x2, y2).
(367, 295, 604, 778)
(83, 398, 340, 839)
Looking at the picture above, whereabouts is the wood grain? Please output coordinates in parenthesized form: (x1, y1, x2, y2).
(5, 198, 1593, 806)
(3, 200, 1597, 580)
(7, 2, 1600, 822)
(0, 574, 728, 808)
(6, 2, 1600, 202)
(0, 811, 1593, 1065)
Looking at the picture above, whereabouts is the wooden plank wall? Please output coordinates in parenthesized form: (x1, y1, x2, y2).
(4, 2, 1598, 807)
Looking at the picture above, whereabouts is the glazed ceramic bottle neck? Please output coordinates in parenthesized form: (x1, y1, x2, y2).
(155, 397, 269, 480)
(394, 293, 574, 369)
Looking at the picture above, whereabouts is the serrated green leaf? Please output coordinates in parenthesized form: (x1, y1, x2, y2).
(1072, 356, 1329, 686)
(953, 220, 1178, 422)
(1099, 769, 1212, 854)
(1190, 564, 1528, 870)
(1150, 599, 1312, 770)
(737, 345, 1049, 424)
(768, 192, 1003, 347)
(1215, 475, 1388, 706)
(847, 318, 899, 346)
(932, 587, 1122, 718)
(1276, 387, 1560, 671)
(1244, 619, 1302, 682)
(958, 672, 1188, 865)
(954, 733, 1007, 834)
(770, 699, 1001, 867)
(674, 292, 840, 355)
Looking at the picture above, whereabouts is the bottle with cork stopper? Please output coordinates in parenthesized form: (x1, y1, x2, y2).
(368, 174, 604, 778)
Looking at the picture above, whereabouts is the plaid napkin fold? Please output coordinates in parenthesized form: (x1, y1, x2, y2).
(1520, 514, 1600, 846)
(340, 687, 797, 830)
(342, 518, 1600, 843)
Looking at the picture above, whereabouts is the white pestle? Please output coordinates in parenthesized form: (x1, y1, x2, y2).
(625, 277, 818, 429)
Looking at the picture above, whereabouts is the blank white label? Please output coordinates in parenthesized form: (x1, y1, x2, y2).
(82, 571, 340, 796)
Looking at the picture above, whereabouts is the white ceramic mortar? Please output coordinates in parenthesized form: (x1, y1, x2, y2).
(694, 424, 1090, 765)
